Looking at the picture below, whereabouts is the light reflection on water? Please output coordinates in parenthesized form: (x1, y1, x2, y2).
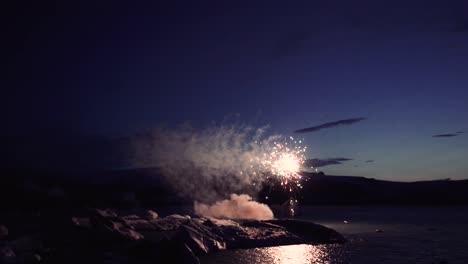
(253, 244, 330, 264)
(200, 244, 346, 264)
(200, 206, 468, 263)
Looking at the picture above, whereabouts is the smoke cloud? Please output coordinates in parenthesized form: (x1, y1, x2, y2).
(130, 124, 284, 203)
(194, 193, 274, 220)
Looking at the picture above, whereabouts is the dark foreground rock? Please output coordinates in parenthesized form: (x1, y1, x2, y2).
(0, 209, 345, 264)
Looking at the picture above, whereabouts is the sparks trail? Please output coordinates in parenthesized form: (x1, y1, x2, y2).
(265, 139, 306, 189)
(251, 137, 307, 212)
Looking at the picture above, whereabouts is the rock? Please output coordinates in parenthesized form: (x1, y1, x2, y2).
(151, 215, 191, 231)
(144, 210, 158, 220)
(150, 219, 176, 231)
(267, 219, 346, 244)
(202, 219, 217, 228)
(225, 221, 301, 249)
(104, 220, 144, 240)
(122, 214, 140, 220)
(93, 208, 118, 218)
(24, 253, 42, 263)
(0, 209, 346, 264)
(167, 214, 191, 221)
(0, 225, 8, 238)
(71, 217, 91, 228)
(33, 254, 42, 262)
(89, 209, 144, 241)
(176, 220, 226, 255)
(1, 246, 16, 260)
(122, 215, 156, 231)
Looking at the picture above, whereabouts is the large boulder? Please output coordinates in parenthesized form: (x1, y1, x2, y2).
(2, 208, 345, 264)
(264, 219, 346, 244)
(1, 246, 16, 263)
(93, 208, 118, 218)
(143, 210, 158, 220)
(88, 208, 144, 241)
(175, 220, 226, 255)
(122, 215, 157, 231)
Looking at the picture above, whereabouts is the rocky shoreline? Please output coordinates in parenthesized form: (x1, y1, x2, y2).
(1, 209, 345, 264)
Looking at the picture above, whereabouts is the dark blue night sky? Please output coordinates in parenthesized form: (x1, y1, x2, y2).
(4, 0, 468, 180)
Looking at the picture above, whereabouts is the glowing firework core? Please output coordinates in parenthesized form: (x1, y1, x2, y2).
(272, 153, 301, 178)
(261, 139, 306, 191)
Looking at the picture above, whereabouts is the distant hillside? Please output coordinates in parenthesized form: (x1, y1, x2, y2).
(260, 172, 468, 205)
(2, 167, 468, 209)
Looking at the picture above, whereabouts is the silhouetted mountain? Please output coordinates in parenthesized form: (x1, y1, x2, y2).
(260, 172, 468, 205)
(1, 168, 468, 210)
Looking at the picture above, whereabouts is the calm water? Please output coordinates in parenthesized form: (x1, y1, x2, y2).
(200, 206, 468, 264)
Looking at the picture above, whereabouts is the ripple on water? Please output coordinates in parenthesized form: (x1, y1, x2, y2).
(200, 244, 348, 264)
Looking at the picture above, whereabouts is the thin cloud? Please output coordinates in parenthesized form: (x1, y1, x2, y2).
(432, 134, 459, 138)
(365, 160, 375, 163)
(456, 131, 465, 134)
(303, 158, 352, 168)
(294, 118, 367, 133)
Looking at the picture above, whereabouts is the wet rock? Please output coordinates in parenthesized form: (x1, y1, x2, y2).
(253, 219, 346, 245)
(93, 208, 118, 218)
(33, 254, 42, 262)
(22, 253, 42, 263)
(122, 215, 156, 231)
(176, 220, 226, 255)
(143, 210, 158, 220)
(88, 209, 144, 241)
(0, 208, 346, 264)
(1, 246, 16, 261)
(150, 218, 176, 231)
(150, 214, 192, 231)
(167, 214, 191, 221)
(104, 220, 144, 241)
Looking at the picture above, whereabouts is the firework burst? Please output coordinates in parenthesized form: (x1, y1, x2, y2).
(258, 137, 307, 194)
(254, 137, 307, 217)
(133, 124, 309, 203)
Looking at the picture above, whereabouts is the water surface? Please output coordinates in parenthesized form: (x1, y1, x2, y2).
(200, 206, 468, 263)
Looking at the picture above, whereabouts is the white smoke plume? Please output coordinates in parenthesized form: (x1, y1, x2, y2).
(194, 193, 274, 220)
(130, 124, 282, 202)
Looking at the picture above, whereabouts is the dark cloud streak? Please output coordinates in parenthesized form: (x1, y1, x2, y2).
(294, 118, 367, 133)
(303, 158, 353, 168)
(432, 134, 459, 138)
